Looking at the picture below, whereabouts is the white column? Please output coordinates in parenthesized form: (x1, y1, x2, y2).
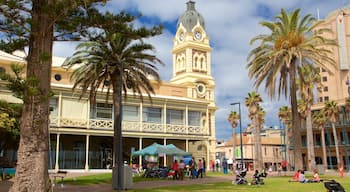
(163, 102, 167, 133)
(87, 98, 90, 129)
(186, 139, 189, 152)
(85, 135, 90, 171)
(185, 105, 189, 134)
(57, 92, 62, 127)
(206, 108, 209, 135)
(163, 138, 167, 167)
(139, 137, 143, 167)
(139, 103, 143, 132)
(206, 141, 210, 170)
(55, 133, 60, 172)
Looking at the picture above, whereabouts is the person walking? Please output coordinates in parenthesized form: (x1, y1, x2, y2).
(173, 160, 179, 180)
(197, 159, 203, 178)
(189, 157, 197, 179)
(277, 163, 282, 176)
(222, 158, 228, 174)
(202, 157, 206, 176)
(178, 159, 185, 180)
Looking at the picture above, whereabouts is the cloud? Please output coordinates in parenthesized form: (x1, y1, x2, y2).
(52, 0, 347, 141)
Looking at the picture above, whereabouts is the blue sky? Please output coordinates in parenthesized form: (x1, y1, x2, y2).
(53, 0, 349, 141)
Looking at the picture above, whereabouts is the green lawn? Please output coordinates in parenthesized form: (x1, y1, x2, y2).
(60, 172, 350, 192)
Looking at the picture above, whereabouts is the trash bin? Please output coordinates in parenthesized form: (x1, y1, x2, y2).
(112, 165, 133, 190)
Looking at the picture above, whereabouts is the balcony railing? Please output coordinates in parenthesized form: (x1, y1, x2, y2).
(49, 116, 206, 135)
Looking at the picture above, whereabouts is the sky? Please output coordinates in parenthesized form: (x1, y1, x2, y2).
(53, 0, 349, 141)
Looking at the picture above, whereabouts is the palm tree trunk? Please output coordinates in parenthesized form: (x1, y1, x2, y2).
(111, 72, 123, 190)
(289, 61, 303, 170)
(306, 108, 315, 171)
(10, 1, 53, 191)
(321, 127, 328, 170)
(331, 123, 341, 167)
(232, 128, 236, 171)
(253, 117, 260, 171)
(257, 123, 263, 170)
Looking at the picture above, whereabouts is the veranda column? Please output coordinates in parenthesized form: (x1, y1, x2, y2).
(55, 133, 60, 172)
(164, 138, 167, 167)
(139, 137, 143, 167)
(185, 105, 188, 134)
(186, 139, 189, 152)
(85, 135, 90, 171)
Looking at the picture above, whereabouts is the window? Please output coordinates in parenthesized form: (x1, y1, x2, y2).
(54, 74, 62, 81)
(188, 111, 201, 126)
(319, 97, 323, 102)
(166, 109, 184, 125)
(123, 105, 139, 121)
(322, 68, 326, 72)
(302, 135, 307, 147)
(322, 76, 327, 82)
(315, 134, 321, 146)
(49, 98, 58, 116)
(143, 107, 162, 123)
(325, 96, 329, 102)
(323, 86, 328, 92)
(91, 103, 113, 119)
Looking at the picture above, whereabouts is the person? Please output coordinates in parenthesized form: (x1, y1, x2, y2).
(173, 160, 179, 180)
(189, 157, 197, 179)
(222, 159, 228, 174)
(202, 157, 206, 176)
(339, 163, 344, 177)
(210, 160, 215, 172)
(277, 163, 282, 176)
(197, 159, 203, 178)
(281, 160, 287, 175)
(215, 159, 220, 172)
(298, 170, 309, 183)
(289, 169, 301, 182)
(178, 159, 185, 180)
(312, 169, 321, 182)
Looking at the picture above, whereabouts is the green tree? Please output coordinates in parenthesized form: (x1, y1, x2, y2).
(245, 91, 263, 170)
(324, 100, 341, 168)
(312, 110, 328, 171)
(227, 111, 239, 168)
(247, 8, 336, 170)
(297, 65, 321, 171)
(63, 18, 163, 188)
(0, 1, 133, 191)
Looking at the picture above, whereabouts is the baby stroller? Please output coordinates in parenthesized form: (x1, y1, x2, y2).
(233, 169, 248, 185)
(251, 170, 265, 185)
(324, 180, 345, 192)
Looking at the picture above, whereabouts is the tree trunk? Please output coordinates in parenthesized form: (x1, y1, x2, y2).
(257, 123, 263, 171)
(306, 108, 315, 171)
(289, 61, 303, 170)
(10, 1, 54, 191)
(331, 123, 341, 167)
(111, 71, 123, 190)
(232, 128, 236, 171)
(321, 127, 328, 171)
(253, 116, 260, 171)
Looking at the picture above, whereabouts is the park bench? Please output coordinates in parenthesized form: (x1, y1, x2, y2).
(51, 170, 67, 187)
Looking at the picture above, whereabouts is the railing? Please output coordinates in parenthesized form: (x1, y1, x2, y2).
(49, 116, 207, 135)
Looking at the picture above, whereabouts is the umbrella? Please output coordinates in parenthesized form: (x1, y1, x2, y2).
(132, 143, 191, 156)
(132, 143, 165, 156)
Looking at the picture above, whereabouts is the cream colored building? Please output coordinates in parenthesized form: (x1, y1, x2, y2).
(216, 128, 284, 171)
(306, 6, 350, 170)
(0, 1, 217, 171)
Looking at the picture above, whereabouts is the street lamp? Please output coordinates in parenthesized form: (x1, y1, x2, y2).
(230, 102, 244, 169)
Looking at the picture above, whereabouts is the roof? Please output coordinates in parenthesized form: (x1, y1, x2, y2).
(0, 50, 24, 63)
(177, 1, 205, 31)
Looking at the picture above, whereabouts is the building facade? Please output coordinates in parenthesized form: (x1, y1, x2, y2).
(304, 6, 350, 170)
(0, 1, 217, 171)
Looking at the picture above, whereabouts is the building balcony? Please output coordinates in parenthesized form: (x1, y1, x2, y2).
(49, 116, 207, 136)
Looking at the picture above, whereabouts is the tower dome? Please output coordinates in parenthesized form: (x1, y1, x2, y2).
(177, 1, 205, 31)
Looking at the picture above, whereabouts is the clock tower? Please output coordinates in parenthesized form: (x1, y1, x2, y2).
(170, 1, 215, 105)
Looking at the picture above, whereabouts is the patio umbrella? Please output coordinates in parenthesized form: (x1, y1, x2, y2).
(132, 143, 166, 156)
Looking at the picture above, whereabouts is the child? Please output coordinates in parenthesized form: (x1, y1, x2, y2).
(312, 169, 320, 182)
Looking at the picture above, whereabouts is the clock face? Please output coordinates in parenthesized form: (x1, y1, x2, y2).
(194, 31, 202, 40)
(179, 32, 184, 41)
(196, 83, 206, 97)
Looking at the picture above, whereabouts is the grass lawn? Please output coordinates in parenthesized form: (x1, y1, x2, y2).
(61, 172, 350, 192)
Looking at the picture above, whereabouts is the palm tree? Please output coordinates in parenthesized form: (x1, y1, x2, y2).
(247, 8, 336, 169)
(278, 106, 292, 170)
(297, 65, 321, 171)
(312, 110, 328, 171)
(256, 106, 266, 170)
(324, 100, 341, 168)
(63, 24, 163, 188)
(227, 111, 240, 170)
(245, 91, 263, 170)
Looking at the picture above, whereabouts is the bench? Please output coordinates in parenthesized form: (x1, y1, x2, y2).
(51, 170, 67, 187)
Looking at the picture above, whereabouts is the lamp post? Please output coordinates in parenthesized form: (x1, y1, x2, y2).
(231, 102, 244, 169)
